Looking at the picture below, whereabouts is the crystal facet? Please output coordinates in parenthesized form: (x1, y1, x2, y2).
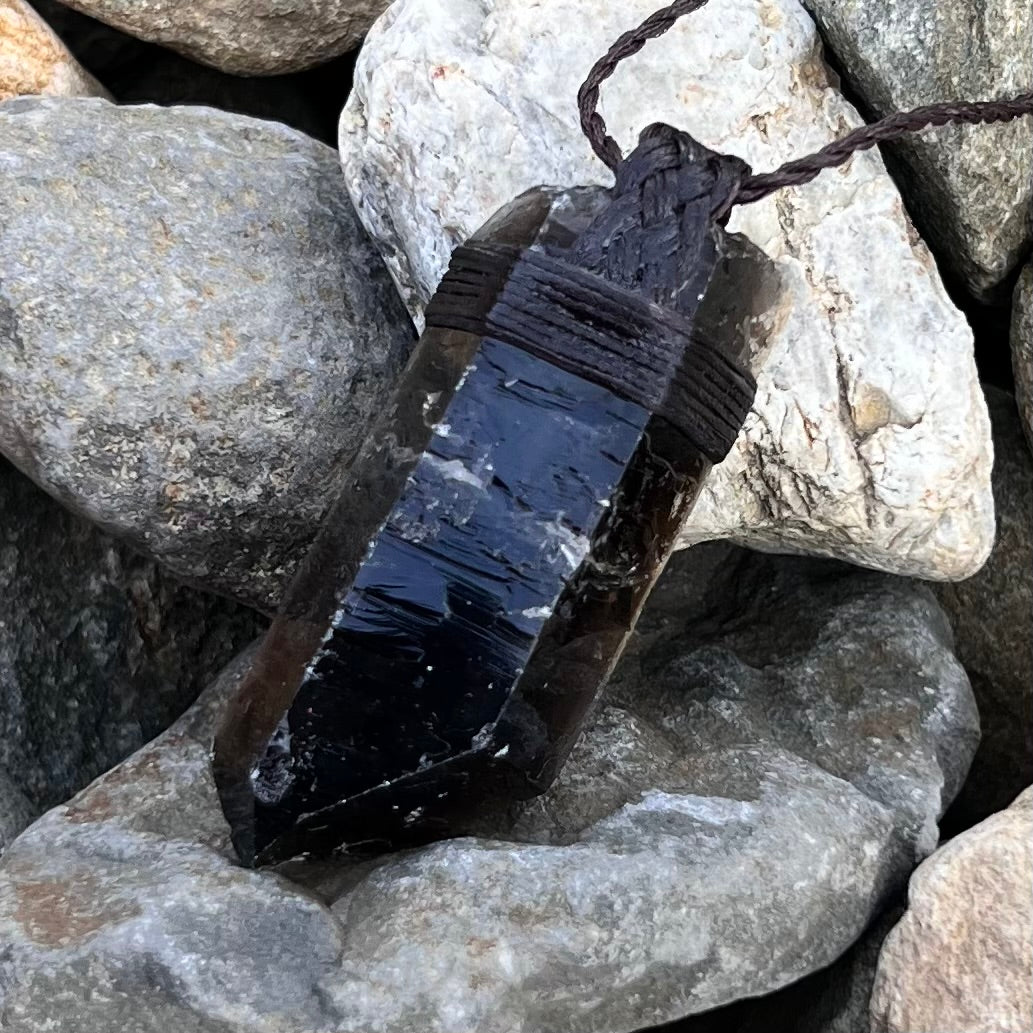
(213, 127, 780, 865)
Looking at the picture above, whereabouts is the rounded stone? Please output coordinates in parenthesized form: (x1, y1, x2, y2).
(0, 770, 33, 857)
(0, 458, 264, 813)
(0, 0, 107, 100)
(936, 388, 1033, 831)
(0, 98, 414, 612)
(0, 544, 980, 1032)
(871, 787, 1033, 1033)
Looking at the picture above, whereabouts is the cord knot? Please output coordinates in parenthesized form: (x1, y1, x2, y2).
(614, 123, 752, 224)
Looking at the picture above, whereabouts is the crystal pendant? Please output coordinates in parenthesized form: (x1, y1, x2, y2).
(213, 126, 780, 865)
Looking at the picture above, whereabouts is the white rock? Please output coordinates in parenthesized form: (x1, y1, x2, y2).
(0, 0, 107, 100)
(340, 0, 994, 581)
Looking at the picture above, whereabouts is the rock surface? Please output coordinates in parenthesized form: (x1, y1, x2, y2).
(0, 98, 414, 612)
(937, 388, 1032, 833)
(802, 0, 1033, 299)
(0, 768, 33, 856)
(53, 0, 389, 74)
(871, 787, 1033, 1033)
(0, 544, 978, 1032)
(339, 0, 994, 583)
(667, 906, 903, 1033)
(0, 459, 263, 812)
(1014, 265, 1033, 453)
(0, 0, 106, 99)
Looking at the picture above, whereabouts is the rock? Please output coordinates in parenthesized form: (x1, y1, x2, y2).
(1014, 265, 1033, 452)
(0, 769, 33, 856)
(870, 787, 1033, 1033)
(52, 0, 389, 74)
(801, 0, 1033, 300)
(665, 905, 903, 1033)
(0, 98, 414, 612)
(0, 458, 264, 812)
(0, 543, 979, 1032)
(339, 0, 994, 583)
(0, 645, 357, 1033)
(0, 0, 107, 99)
(937, 387, 1032, 833)
(28, 0, 348, 143)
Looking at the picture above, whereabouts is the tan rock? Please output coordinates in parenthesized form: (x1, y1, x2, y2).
(0, 0, 107, 100)
(871, 787, 1033, 1033)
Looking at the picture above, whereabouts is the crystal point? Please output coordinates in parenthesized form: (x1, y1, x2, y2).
(213, 127, 781, 865)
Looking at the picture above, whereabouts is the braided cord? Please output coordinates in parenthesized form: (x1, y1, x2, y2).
(578, 0, 1033, 210)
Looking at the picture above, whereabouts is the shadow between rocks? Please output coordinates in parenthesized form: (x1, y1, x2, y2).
(29, 0, 357, 144)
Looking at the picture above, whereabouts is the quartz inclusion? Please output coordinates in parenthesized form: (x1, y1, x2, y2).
(214, 136, 778, 866)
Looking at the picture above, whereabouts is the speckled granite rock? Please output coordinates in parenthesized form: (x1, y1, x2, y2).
(0, 0, 106, 99)
(802, 0, 1033, 299)
(52, 0, 389, 73)
(0, 98, 414, 612)
(937, 388, 1032, 833)
(0, 544, 978, 1032)
(871, 787, 1033, 1033)
(0, 459, 263, 812)
(1014, 265, 1033, 453)
(339, 0, 993, 583)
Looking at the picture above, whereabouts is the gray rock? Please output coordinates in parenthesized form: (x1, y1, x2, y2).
(0, 544, 978, 1032)
(937, 388, 1033, 833)
(666, 906, 903, 1033)
(0, 645, 353, 1033)
(0, 768, 33, 856)
(801, 0, 1033, 299)
(53, 0, 390, 74)
(1013, 266, 1033, 453)
(0, 458, 264, 811)
(598, 547, 979, 864)
(0, 98, 414, 612)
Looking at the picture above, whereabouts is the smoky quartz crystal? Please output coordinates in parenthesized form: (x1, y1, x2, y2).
(213, 126, 780, 865)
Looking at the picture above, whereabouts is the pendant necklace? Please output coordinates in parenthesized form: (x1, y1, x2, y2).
(213, 0, 1033, 867)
